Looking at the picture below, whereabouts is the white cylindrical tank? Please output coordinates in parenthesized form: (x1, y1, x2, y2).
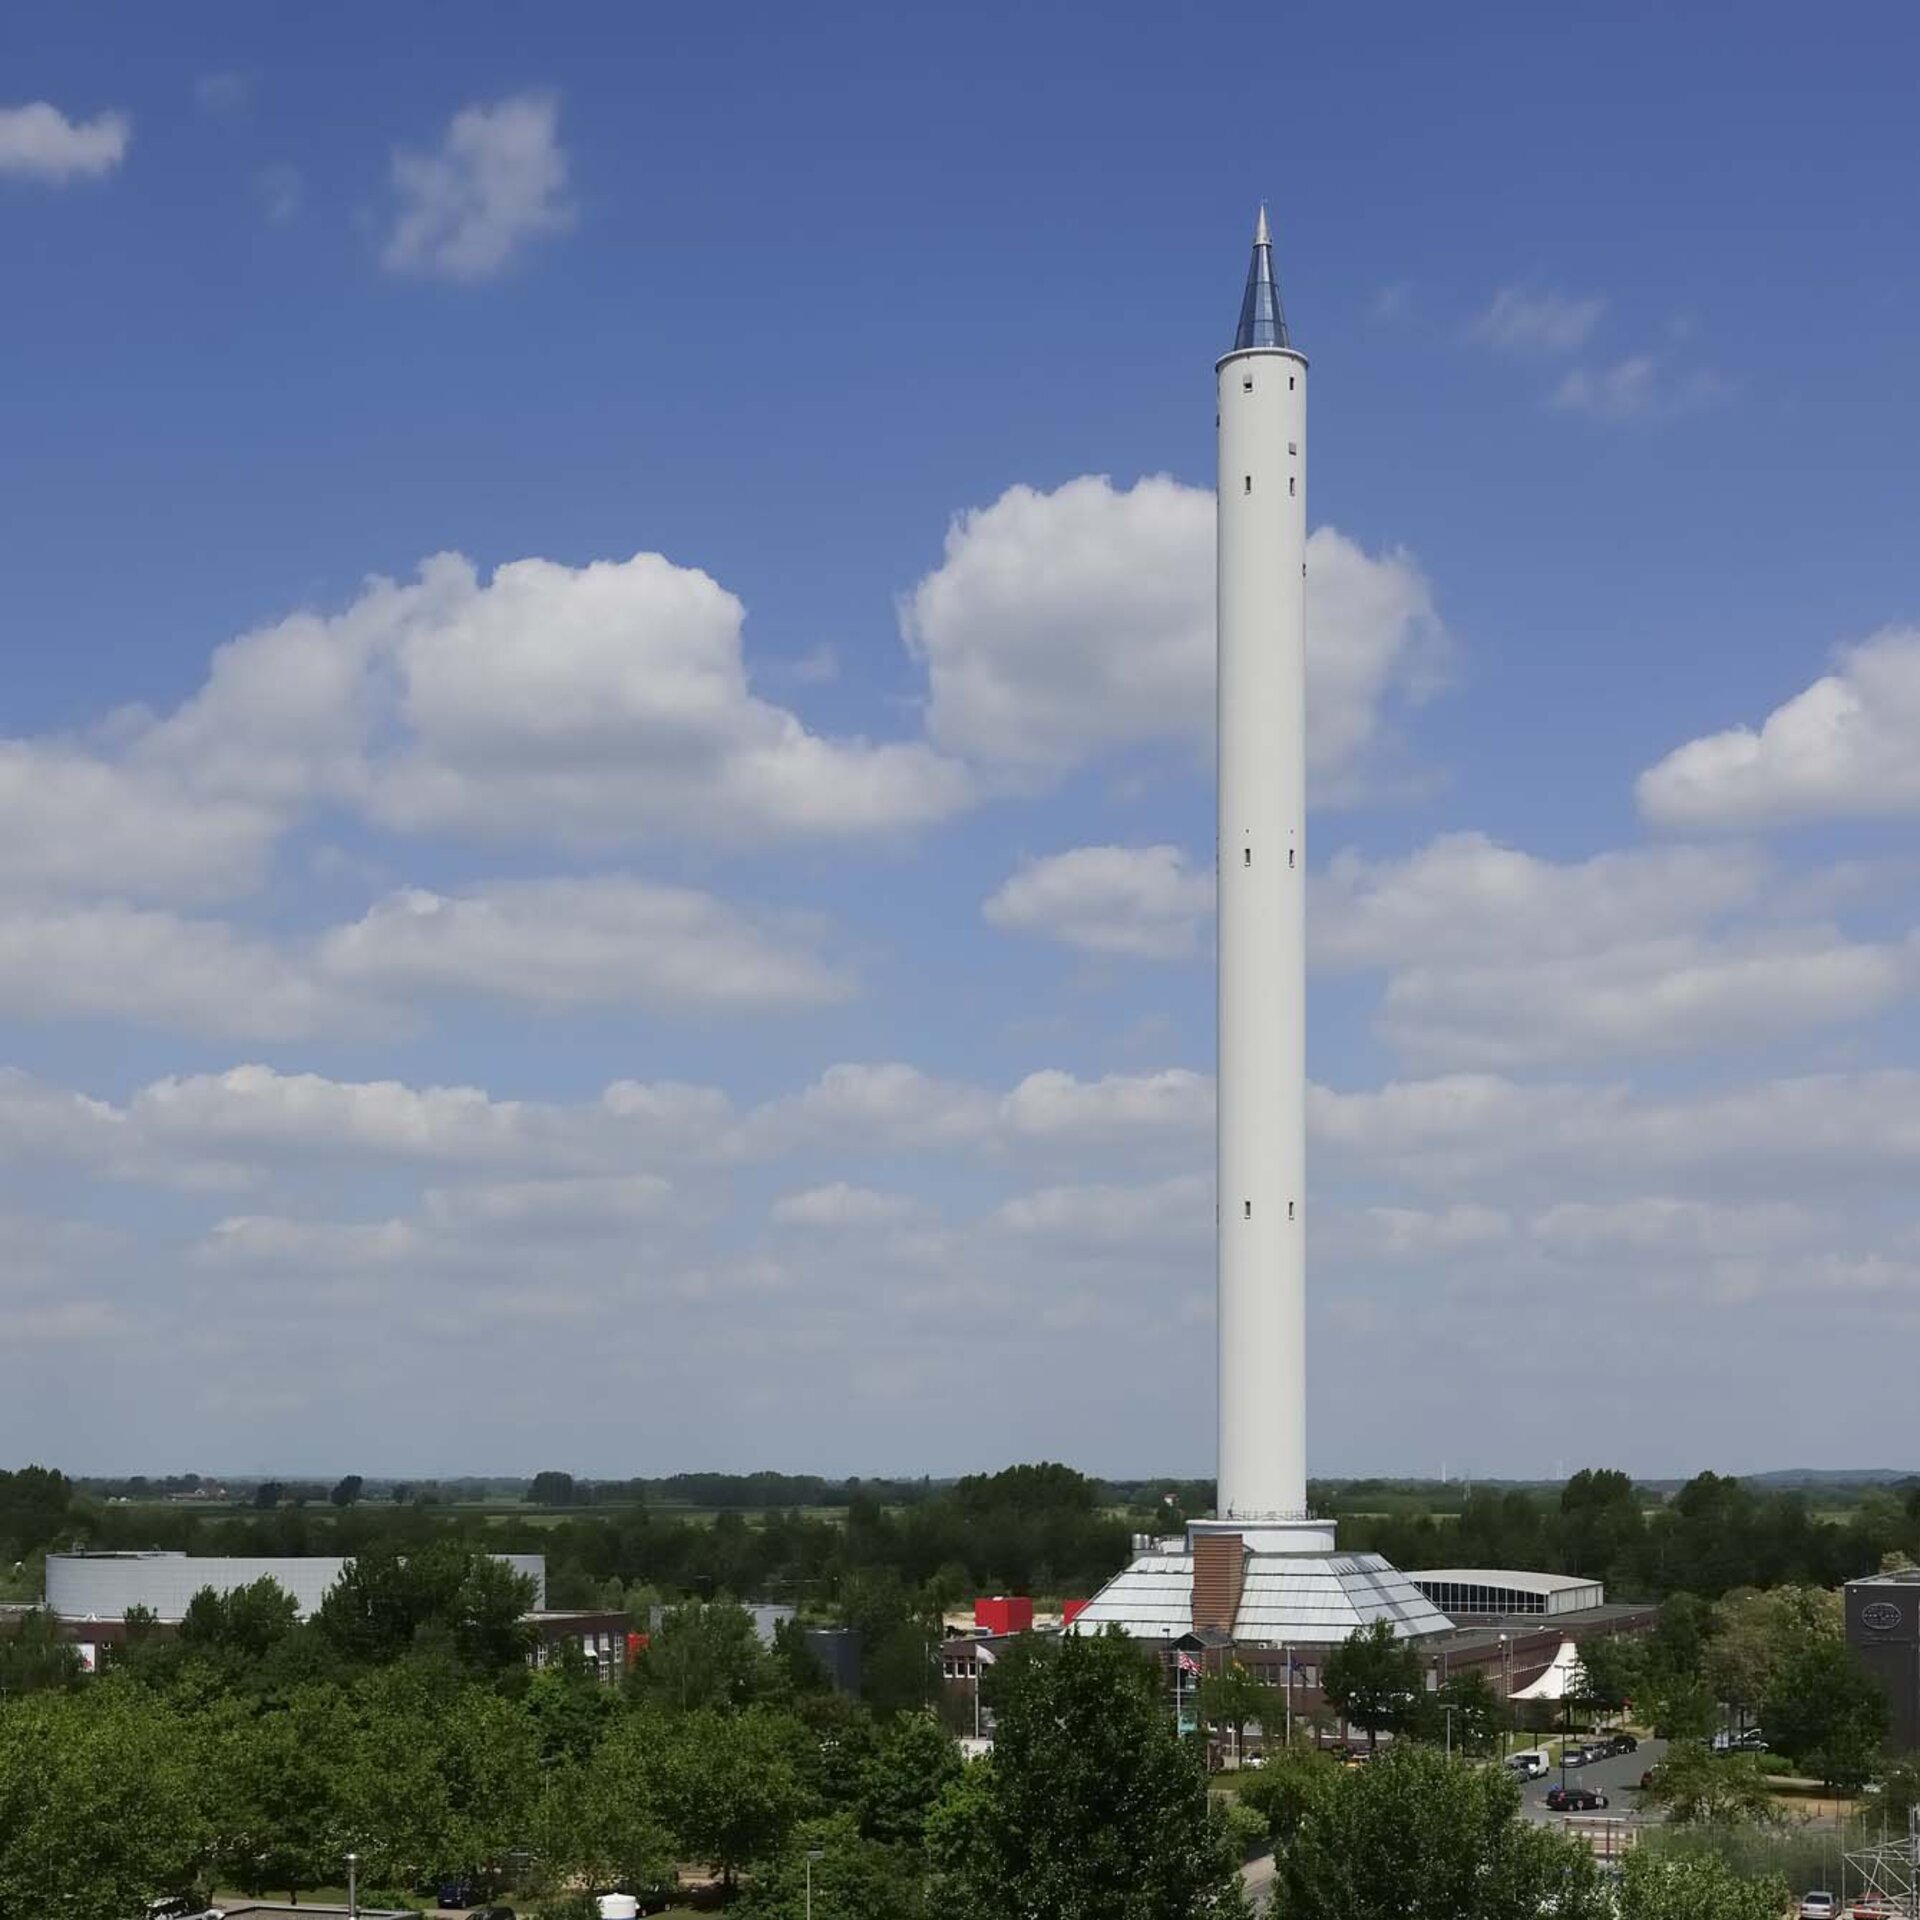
(1214, 215, 1309, 1523)
(598, 1896, 639, 1920)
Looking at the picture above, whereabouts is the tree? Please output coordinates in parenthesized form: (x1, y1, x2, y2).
(1569, 1634, 1641, 1723)
(0, 1681, 208, 1920)
(313, 1542, 534, 1675)
(1423, 1671, 1502, 1755)
(1322, 1621, 1424, 1751)
(1639, 1742, 1778, 1827)
(1196, 1661, 1286, 1767)
(0, 1607, 81, 1696)
(1615, 1848, 1788, 1920)
(533, 1712, 674, 1901)
(1272, 1742, 1611, 1920)
(1234, 1745, 1337, 1848)
(736, 1812, 927, 1920)
(528, 1471, 578, 1508)
(1762, 1638, 1889, 1790)
(856, 1710, 962, 1847)
(329, 1475, 365, 1509)
(1707, 1586, 1840, 1723)
(630, 1601, 776, 1714)
(926, 1627, 1248, 1920)
(252, 1480, 284, 1510)
(179, 1577, 300, 1660)
(651, 1706, 804, 1889)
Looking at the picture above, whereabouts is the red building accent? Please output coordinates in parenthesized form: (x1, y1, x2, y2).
(974, 1595, 1034, 1635)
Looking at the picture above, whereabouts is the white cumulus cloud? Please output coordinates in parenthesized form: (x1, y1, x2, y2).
(1638, 627, 1920, 830)
(901, 475, 1448, 796)
(984, 844, 1212, 960)
(0, 102, 129, 181)
(320, 876, 851, 1014)
(384, 92, 573, 281)
(1468, 287, 1603, 354)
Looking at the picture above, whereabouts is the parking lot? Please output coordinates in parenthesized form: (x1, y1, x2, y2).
(1517, 1736, 1669, 1825)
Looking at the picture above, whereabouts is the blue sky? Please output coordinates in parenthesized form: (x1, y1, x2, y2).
(3, 1, 1919, 1479)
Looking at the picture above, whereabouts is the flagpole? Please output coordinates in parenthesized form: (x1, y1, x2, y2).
(1284, 1642, 1293, 1746)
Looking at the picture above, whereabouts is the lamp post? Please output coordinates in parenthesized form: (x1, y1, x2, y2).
(805, 1847, 824, 1920)
(1499, 1635, 1511, 1758)
(1439, 1701, 1458, 1761)
(344, 1851, 360, 1920)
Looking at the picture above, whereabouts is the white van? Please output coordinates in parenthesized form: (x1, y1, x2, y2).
(1506, 1749, 1550, 1779)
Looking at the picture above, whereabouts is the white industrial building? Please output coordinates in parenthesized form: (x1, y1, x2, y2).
(1405, 1569, 1606, 1621)
(45, 1548, 547, 1622)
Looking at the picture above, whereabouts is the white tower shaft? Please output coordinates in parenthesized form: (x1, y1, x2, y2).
(1215, 215, 1308, 1522)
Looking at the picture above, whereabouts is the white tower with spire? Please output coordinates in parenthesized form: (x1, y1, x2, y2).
(1214, 204, 1310, 1528)
(1071, 210, 1449, 1649)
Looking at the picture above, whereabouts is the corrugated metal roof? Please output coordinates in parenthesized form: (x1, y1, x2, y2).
(1403, 1569, 1598, 1593)
(1072, 1548, 1453, 1644)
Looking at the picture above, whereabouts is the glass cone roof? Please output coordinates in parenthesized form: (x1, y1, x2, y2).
(1234, 209, 1291, 352)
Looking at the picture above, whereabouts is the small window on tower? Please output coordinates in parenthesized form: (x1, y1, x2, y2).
(1288, 1200, 1296, 1220)
(1289, 442, 1298, 455)
(1289, 477, 1296, 496)
(1244, 475, 1252, 494)
(1243, 847, 1251, 866)
(1288, 848, 1295, 869)
(1243, 375, 1254, 393)
(1289, 375, 1296, 390)
(1244, 1201, 1252, 1220)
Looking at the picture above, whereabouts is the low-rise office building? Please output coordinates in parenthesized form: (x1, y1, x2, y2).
(1847, 1567, 1920, 1752)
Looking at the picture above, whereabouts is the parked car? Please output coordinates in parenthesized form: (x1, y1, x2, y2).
(1733, 1730, 1769, 1752)
(1850, 1900, 1898, 1920)
(1545, 1785, 1609, 1812)
(1797, 1894, 1836, 1920)
(1506, 1749, 1550, 1780)
(1560, 1745, 1593, 1767)
(470, 1909, 516, 1920)
(1604, 1733, 1638, 1754)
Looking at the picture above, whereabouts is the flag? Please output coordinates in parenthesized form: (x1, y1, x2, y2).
(1177, 1652, 1201, 1675)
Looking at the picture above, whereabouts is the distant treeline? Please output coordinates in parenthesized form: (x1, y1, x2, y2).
(15, 1464, 1920, 1615)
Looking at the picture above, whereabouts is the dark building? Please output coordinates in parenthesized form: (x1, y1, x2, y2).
(1847, 1568, 1920, 1753)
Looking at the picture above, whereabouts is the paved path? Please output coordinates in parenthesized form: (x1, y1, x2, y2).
(1241, 1849, 1276, 1913)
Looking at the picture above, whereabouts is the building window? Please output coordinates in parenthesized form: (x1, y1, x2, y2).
(1244, 847, 1251, 866)
(1288, 848, 1295, 868)
(1243, 375, 1254, 392)
(1289, 442, 1297, 455)
(1289, 476, 1296, 496)
(1288, 1200, 1295, 1220)
(1244, 1200, 1252, 1219)
(1244, 475, 1252, 494)
(1289, 375, 1295, 390)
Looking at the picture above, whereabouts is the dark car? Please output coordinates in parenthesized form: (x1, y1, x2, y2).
(470, 1910, 516, 1920)
(1606, 1733, 1638, 1754)
(1545, 1785, 1609, 1812)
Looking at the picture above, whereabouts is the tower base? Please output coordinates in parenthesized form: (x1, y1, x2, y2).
(1071, 1517, 1450, 1644)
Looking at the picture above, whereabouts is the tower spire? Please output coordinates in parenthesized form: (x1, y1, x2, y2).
(1234, 203, 1290, 351)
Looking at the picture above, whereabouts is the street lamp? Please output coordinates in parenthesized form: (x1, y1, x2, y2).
(1498, 1635, 1512, 1758)
(805, 1847, 825, 1920)
(344, 1852, 360, 1920)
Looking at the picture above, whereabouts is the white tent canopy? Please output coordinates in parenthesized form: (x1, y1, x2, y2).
(1508, 1638, 1583, 1702)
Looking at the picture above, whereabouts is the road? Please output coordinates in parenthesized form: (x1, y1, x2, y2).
(1519, 1736, 1668, 1826)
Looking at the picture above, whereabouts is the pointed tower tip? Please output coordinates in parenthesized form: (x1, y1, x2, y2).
(1233, 205, 1290, 352)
